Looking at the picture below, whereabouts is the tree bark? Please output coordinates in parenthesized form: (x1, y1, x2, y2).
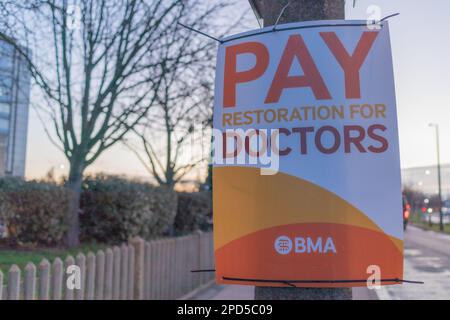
(65, 160, 84, 247)
(251, 0, 352, 300)
(251, 0, 345, 27)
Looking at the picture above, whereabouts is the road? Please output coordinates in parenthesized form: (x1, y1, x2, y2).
(189, 225, 450, 300)
(376, 225, 450, 300)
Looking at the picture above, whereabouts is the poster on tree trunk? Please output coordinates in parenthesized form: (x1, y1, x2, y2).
(212, 20, 403, 287)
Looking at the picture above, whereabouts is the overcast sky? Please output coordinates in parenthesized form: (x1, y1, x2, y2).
(25, 0, 450, 180)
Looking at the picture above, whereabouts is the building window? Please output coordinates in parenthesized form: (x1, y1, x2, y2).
(0, 118, 9, 131)
(0, 102, 10, 115)
(0, 83, 9, 97)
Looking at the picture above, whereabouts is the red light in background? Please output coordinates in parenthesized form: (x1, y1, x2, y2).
(404, 210, 410, 219)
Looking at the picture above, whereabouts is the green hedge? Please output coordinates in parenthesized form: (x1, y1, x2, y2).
(0, 175, 211, 246)
(174, 191, 212, 234)
(0, 177, 68, 246)
(80, 175, 178, 244)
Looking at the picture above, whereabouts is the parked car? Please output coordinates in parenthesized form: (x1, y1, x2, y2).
(403, 195, 411, 231)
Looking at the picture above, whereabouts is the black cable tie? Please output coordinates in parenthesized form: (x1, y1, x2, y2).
(282, 281, 297, 288)
(380, 13, 400, 22)
(191, 269, 216, 273)
(177, 22, 223, 44)
(188, 271, 424, 285)
(222, 276, 424, 285)
(178, 13, 400, 45)
(272, 1, 292, 32)
(221, 13, 400, 44)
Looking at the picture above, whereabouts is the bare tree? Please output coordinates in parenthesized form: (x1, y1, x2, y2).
(127, 1, 245, 189)
(0, 0, 193, 246)
(129, 50, 214, 188)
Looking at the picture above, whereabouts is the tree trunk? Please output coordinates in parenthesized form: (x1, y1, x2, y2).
(65, 161, 84, 247)
(251, 0, 345, 27)
(251, 0, 352, 300)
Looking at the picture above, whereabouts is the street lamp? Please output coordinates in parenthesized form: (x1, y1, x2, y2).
(429, 123, 444, 231)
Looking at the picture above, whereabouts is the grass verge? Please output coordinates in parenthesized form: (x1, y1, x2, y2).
(0, 243, 107, 281)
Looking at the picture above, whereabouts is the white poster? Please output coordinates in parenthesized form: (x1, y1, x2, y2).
(213, 20, 403, 287)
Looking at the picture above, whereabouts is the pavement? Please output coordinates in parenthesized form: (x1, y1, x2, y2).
(190, 284, 255, 300)
(376, 225, 450, 300)
(189, 225, 450, 300)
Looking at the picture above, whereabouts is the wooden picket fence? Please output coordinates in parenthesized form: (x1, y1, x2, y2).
(0, 232, 214, 300)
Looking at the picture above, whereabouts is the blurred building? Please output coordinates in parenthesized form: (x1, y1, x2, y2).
(0, 39, 30, 177)
(402, 163, 450, 200)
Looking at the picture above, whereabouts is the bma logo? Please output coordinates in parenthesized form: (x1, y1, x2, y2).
(274, 235, 337, 255)
(274, 236, 293, 254)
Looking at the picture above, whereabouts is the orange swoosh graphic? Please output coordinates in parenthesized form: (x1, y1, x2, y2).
(213, 166, 403, 252)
